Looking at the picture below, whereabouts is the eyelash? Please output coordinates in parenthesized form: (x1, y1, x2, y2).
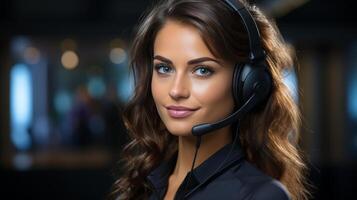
(153, 63, 214, 77)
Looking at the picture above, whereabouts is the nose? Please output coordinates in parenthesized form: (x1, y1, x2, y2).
(169, 72, 190, 100)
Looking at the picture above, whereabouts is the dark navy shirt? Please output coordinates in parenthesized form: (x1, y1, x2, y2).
(146, 142, 291, 200)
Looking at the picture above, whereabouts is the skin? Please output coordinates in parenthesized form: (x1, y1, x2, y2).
(151, 19, 235, 200)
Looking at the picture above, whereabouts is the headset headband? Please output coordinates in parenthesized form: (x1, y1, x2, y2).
(222, 0, 266, 62)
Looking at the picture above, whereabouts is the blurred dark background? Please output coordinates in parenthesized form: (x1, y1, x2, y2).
(1, 0, 356, 199)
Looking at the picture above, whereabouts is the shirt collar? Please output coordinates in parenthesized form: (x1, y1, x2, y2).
(146, 152, 176, 190)
(146, 142, 245, 191)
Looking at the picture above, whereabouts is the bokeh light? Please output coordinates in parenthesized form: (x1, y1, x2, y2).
(61, 38, 77, 51)
(87, 76, 106, 99)
(24, 47, 41, 64)
(10, 64, 33, 151)
(61, 50, 79, 70)
(109, 47, 127, 64)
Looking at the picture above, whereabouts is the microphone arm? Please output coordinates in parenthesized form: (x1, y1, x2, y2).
(191, 93, 257, 136)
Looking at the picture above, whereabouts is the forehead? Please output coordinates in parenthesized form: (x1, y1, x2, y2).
(153, 20, 215, 59)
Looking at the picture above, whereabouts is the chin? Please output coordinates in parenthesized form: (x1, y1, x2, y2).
(165, 122, 194, 137)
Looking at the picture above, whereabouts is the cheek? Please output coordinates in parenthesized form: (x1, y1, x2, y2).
(194, 74, 233, 99)
(192, 80, 232, 104)
(151, 74, 169, 114)
(192, 73, 235, 116)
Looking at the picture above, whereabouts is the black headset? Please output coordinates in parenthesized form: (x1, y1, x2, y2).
(191, 0, 273, 136)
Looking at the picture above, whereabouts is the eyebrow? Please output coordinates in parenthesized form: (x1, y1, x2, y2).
(153, 55, 221, 65)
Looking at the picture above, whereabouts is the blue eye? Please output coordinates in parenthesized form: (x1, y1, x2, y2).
(154, 63, 173, 74)
(194, 66, 213, 76)
(153, 63, 214, 77)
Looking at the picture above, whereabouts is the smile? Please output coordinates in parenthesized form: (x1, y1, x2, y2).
(167, 109, 195, 118)
(166, 106, 199, 118)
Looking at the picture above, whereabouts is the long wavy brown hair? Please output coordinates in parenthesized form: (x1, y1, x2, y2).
(109, 0, 311, 199)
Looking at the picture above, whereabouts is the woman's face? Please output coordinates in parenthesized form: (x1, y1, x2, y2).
(151, 20, 235, 136)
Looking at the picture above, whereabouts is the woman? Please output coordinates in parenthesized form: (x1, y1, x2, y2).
(110, 0, 311, 199)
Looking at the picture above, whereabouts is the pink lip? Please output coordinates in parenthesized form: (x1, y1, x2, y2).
(166, 105, 198, 118)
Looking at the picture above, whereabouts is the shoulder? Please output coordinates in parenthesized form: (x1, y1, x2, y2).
(251, 179, 291, 200)
(231, 160, 291, 200)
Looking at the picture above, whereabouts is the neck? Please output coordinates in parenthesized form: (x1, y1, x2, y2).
(171, 125, 233, 181)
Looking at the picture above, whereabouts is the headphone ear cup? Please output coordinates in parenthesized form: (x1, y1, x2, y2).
(240, 62, 273, 111)
(232, 63, 244, 107)
(232, 61, 272, 112)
